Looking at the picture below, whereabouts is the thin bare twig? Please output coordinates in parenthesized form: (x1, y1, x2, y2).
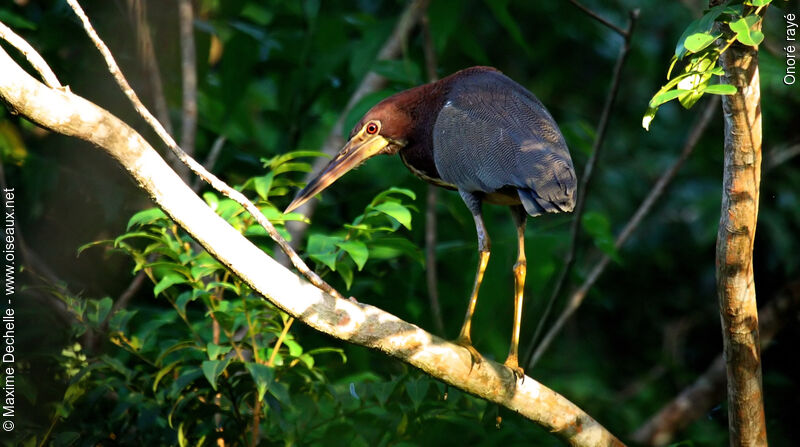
(65, 0, 346, 301)
(420, 12, 445, 336)
(280, 0, 432, 257)
(632, 281, 800, 446)
(528, 96, 719, 369)
(0, 20, 61, 88)
(524, 9, 639, 367)
(567, 0, 628, 37)
(178, 0, 197, 159)
(125, 0, 173, 135)
(765, 142, 800, 170)
(192, 135, 226, 192)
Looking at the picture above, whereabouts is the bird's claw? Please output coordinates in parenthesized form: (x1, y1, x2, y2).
(503, 357, 525, 382)
(454, 337, 483, 372)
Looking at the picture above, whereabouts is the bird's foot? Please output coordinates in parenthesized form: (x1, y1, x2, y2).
(454, 337, 483, 372)
(503, 356, 525, 382)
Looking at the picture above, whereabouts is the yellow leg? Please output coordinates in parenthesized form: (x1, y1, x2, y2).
(455, 203, 491, 367)
(504, 207, 527, 379)
(456, 249, 490, 344)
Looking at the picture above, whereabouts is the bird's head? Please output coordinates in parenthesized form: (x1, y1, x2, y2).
(284, 93, 417, 214)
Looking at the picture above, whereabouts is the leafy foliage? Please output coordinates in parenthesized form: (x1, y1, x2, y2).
(26, 155, 502, 446)
(643, 0, 771, 130)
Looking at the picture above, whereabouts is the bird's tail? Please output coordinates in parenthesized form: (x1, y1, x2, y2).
(517, 188, 575, 217)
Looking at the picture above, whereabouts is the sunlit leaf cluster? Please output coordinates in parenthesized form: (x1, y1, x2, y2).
(643, 0, 771, 130)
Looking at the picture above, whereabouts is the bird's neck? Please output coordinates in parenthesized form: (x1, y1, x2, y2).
(393, 82, 450, 185)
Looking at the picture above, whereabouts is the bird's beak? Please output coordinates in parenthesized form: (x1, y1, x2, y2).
(285, 133, 391, 213)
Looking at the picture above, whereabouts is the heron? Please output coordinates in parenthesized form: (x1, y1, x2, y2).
(285, 66, 576, 378)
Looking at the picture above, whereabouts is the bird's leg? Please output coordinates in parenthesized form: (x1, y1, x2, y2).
(455, 192, 490, 368)
(504, 205, 527, 380)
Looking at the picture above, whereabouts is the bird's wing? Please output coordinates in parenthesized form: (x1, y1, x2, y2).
(432, 71, 576, 215)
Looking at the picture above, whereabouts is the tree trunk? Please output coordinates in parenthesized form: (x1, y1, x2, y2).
(715, 23, 767, 447)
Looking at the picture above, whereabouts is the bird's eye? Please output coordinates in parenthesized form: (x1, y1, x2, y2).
(365, 122, 379, 135)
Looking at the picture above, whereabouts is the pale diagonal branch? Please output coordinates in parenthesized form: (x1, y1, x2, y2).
(64, 0, 345, 301)
(0, 46, 624, 447)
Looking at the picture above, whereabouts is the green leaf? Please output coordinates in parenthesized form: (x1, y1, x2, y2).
(337, 261, 354, 290)
(374, 202, 412, 229)
(298, 353, 314, 368)
(127, 208, 168, 230)
(0, 10, 37, 30)
(310, 252, 338, 271)
(337, 241, 369, 270)
(307, 234, 341, 270)
(155, 340, 198, 365)
(153, 360, 182, 392)
(76, 239, 112, 256)
(168, 368, 202, 398)
(254, 172, 274, 200)
(375, 377, 399, 406)
(108, 308, 137, 334)
(371, 187, 417, 203)
(703, 84, 737, 95)
(94, 297, 113, 325)
(582, 211, 611, 236)
(154, 273, 189, 297)
(745, 0, 771, 6)
(262, 150, 327, 171)
(730, 16, 763, 47)
(582, 211, 621, 263)
(683, 32, 720, 54)
(178, 421, 188, 447)
(175, 290, 205, 315)
(206, 342, 232, 361)
(642, 106, 658, 131)
(368, 237, 424, 264)
(406, 377, 429, 411)
(675, 5, 725, 59)
(306, 347, 347, 364)
(203, 191, 219, 209)
(201, 359, 230, 391)
(284, 338, 303, 357)
(268, 381, 291, 405)
(649, 89, 690, 107)
(245, 362, 275, 401)
(678, 89, 706, 109)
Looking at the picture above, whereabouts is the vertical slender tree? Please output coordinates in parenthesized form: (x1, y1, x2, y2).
(714, 3, 767, 445)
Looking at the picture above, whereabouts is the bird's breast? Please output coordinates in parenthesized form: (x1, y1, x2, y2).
(398, 148, 457, 190)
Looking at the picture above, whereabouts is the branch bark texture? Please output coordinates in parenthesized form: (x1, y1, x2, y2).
(715, 27, 767, 447)
(0, 45, 623, 447)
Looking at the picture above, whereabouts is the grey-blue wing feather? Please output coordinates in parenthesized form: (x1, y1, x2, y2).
(432, 71, 576, 216)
